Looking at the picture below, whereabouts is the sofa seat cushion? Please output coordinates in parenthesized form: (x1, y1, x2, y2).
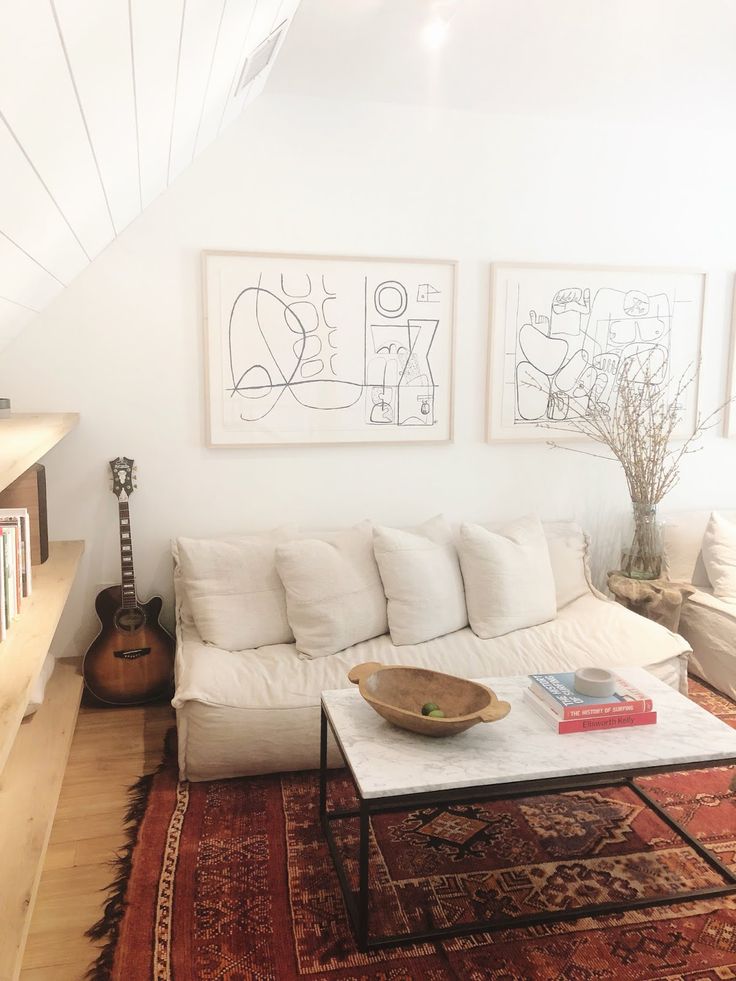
(172, 593, 691, 714)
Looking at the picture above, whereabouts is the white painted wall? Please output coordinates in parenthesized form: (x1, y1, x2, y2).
(1, 93, 735, 656)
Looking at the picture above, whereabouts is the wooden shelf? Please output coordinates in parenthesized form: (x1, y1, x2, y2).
(0, 541, 84, 775)
(0, 414, 83, 980)
(0, 658, 83, 981)
(0, 413, 79, 495)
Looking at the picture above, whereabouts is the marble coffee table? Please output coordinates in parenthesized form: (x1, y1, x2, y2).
(319, 667, 736, 951)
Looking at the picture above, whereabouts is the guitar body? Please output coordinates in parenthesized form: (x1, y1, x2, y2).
(83, 585, 174, 706)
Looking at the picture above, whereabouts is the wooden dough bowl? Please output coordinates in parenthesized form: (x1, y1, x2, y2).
(348, 662, 511, 737)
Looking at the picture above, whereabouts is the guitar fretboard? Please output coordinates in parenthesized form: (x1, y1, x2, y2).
(119, 500, 137, 609)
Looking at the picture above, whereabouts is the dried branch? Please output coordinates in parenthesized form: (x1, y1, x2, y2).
(548, 362, 731, 508)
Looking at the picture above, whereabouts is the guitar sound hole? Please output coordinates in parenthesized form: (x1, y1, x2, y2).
(114, 607, 146, 632)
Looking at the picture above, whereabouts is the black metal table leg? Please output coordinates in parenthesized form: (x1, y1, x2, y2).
(319, 705, 328, 822)
(357, 799, 370, 951)
(318, 706, 736, 952)
(628, 776, 736, 885)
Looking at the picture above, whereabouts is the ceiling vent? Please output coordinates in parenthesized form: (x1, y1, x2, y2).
(235, 20, 287, 96)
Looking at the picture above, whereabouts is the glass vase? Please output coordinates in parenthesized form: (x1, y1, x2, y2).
(621, 503, 663, 580)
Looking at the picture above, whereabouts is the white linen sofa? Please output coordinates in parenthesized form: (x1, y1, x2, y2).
(663, 510, 736, 701)
(172, 521, 690, 782)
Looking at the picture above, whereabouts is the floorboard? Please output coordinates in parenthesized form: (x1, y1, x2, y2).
(19, 699, 174, 980)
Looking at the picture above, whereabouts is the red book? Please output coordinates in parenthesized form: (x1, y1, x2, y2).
(525, 689, 657, 734)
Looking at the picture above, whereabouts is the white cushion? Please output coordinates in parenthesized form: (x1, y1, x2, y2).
(543, 521, 592, 608)
(702, 511, 736, 599)
(459, 515, 557, 639)
(275, 521, 388, 658)
(661, 510, 715, 586)
(177, 526, 296, 651)
(373, 515, 467, 646)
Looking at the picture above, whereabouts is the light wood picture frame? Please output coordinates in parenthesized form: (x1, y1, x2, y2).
(203, 251, 456, 447)
(724, 280, 736, 437)
(486, 261, 706, 442)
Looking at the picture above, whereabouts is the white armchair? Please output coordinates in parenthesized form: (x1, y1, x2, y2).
(663, 510, 736, 700)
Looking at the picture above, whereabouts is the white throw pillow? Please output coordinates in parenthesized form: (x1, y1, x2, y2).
(459, 515, 557, 639)
(275, 521, 388, 658)
(543, 521, 592, 608)
(701, 511, 736, 599)
(373, 515, 468, 646)
(177, 526, 296, 651)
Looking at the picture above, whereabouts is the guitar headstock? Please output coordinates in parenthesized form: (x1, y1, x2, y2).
(109, 457, 137, 501)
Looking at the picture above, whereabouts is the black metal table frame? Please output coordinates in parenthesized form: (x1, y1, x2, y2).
(319, 704, 736, 952)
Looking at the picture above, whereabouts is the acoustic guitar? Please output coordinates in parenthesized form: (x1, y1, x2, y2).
(83, 457, 174, 705)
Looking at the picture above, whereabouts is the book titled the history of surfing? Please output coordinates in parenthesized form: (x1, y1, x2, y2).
(528, 671, 653, 720)
(524, 689, 657, 734)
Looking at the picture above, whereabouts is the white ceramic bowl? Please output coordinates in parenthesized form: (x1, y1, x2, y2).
(574, 667, 616, 698)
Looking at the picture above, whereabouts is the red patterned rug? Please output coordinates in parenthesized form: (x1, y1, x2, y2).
(88, 678, 736, 980)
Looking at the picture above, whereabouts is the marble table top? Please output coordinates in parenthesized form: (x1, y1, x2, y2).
(321, 667, 736, 799)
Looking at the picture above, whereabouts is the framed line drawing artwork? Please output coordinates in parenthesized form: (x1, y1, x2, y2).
(486, 262, 706, 442)
(203, 251, 456, 446)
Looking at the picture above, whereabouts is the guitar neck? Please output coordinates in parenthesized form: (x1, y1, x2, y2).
(118, 500, 137, 609)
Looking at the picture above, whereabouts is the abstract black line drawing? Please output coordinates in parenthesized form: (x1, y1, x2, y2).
(280, 273, 312, 298)
(374, 281, 408, 319)
(417, 283, 441, 303)
(204, 252, 455, 445)
(488, 264, 706, 442)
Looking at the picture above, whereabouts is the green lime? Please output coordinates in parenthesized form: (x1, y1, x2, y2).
(421, 702, 440, 716)
(428, 709, 446, 719)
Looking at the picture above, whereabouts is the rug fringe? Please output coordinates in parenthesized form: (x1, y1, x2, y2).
(83, 769, 158, 981)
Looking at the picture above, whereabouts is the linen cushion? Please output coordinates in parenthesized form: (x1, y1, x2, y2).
(701, 511, 736, 600)
(373, 515, 468, 646)
(543, 521, 592, 608)
(275, 521, 388, 658)
(459, 515, 557, 639)
(662, 510, 714, 587)
(177, 526, 296, 651)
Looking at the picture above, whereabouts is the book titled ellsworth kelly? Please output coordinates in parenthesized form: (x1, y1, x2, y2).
(529, 671, 653, 720)
(524, 689, 657, 734)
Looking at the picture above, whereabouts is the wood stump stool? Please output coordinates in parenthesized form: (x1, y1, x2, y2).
(607, 572, 695, 633)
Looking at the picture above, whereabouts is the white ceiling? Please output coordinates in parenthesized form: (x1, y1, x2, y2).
(270, 0, 736, 124)
(0, 0, 299, 347)
(2, 0, 735, 351)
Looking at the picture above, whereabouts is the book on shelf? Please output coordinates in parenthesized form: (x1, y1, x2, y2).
(528, 671, 653, 720)
(0, 517, 23, 612)
(1, 524, 17, 622)
(524, 688, 657, 734)
(0, 508, 31, 597)
(0, 509, 36, 643)
(0, 533, 5, 640)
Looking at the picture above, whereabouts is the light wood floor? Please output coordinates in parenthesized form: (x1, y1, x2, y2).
(19, 700, 175, 981)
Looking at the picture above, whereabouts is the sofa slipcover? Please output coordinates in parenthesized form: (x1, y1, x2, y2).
(173, 520, 690, 781)
(664, 509, 736, 699)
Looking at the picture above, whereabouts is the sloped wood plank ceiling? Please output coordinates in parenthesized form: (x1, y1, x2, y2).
(0, 0, 299, 348)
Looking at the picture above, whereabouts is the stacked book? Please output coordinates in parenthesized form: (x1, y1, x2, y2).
(0, 507, 33, 641)
(525, 671, 656, 733)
